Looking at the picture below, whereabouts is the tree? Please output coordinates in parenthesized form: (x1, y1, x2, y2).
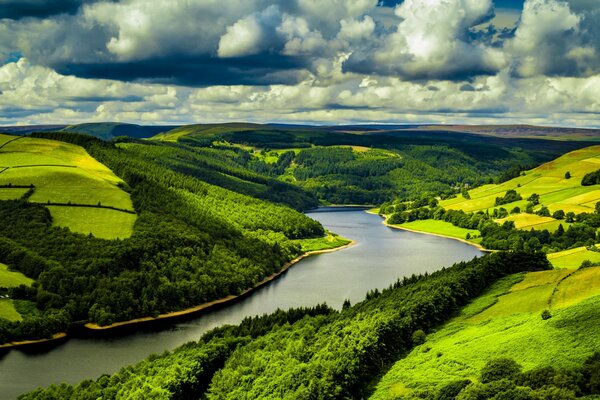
(565, 171, 571, 179)
(480, 358, 522, 383)
(412, 329, 426, 345)
(595, 201, 600, 215)
(565, 212, 576, 223)
(527, 193, 540, 206)
(552, 210, 565, 220)
(536, 207, 550, 217)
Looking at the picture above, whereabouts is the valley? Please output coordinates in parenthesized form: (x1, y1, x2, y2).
(1, 124, 600, 399)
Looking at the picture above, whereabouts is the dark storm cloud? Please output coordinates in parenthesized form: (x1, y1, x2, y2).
(0, 0, 106, 20)
(55, 55, 309, 86)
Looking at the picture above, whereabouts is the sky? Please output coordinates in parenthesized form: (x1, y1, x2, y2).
(0, 0, 598, 127)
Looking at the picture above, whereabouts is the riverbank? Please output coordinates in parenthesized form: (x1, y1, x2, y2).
(84, 239, 356, 332)
(0, 332, 67, 350)
(373, 211, 491, 253)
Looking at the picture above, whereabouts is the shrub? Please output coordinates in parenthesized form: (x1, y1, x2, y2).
(412, 329, 426, 345)
(481, 358, 522, 383)
(541, 309, 552, 320)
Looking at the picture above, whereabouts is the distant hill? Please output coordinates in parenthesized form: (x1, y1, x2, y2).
(0, 125, 66, 134)
(61, 123, 178, 140)
(415, 124, 600, 141)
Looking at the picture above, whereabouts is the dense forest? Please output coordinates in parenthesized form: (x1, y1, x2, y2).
(0, 132, 325, 343)
(19, 252, 552, 399)
(172, 127, 593, 205)
(383, 199, 600, 253)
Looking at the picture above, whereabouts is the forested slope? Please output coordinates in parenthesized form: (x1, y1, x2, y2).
(0, 132, 325, 344)
(19, 252, 551, 400)
(152, 124, 595, 205)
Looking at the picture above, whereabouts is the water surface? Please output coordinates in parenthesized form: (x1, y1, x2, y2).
(0, 208, 483, 399)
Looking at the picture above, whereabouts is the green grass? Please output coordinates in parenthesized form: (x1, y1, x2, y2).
(48, 206, 137, 240)
(294, 232, 351, 252)
(0, 299, 22, 322)
(442, 145, 600, 215)
(495, 213, 570, 232)
(396, 219, 480, 241)
(0, 134, 136, 238)
(0, 263, 33, 288)
(547, 245, 600, 268)
(370, 268, 600, 399)
(0, 188, 28, 200)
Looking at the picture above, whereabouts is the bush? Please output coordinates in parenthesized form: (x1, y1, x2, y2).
(412, 329, 427, 345)
(436, 379, 471, 400)
(541, 309, 552, 320)
(481, 358, 522, 383)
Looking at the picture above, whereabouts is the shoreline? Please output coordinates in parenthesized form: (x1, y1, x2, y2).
(0, 332, 67, 350)
(84, 239, 356, 332)
(376, 213, 491, 253)
(1, 239, 355, 349)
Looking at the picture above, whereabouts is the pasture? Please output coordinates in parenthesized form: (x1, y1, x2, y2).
(396, 219, 479, 241)
(0, 300, 21, 322)
(495, 213, 570, 232)
(441, 145, 600, 216)
(370, 267, 600, 399)
(0, 134, 136, 238)
(0, 188, 29, 200)
(0, 263, 33, 288)
(547, 245, 600, 268)
(48, 206, 137, 240)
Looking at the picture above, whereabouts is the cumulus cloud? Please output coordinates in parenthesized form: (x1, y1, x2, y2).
(218, 5, 283, 58)
(0, 0, 599, 127)
(344, 0, 506, 80)
(507, 0, 599, 77)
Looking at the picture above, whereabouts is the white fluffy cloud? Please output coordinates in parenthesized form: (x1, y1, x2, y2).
(507, 0, 599, 77)
(344, 0, 507, 80)
(0, 0, 599, 127)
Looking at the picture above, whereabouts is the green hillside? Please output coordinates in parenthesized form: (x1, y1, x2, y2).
(61, 123, 175, 140)
(0, 131, 335, 345)
(442, 145, 600, 215)
(0, 133, 136, 239)
(370, 266, 600, 399)
(150, 123, 596, 205)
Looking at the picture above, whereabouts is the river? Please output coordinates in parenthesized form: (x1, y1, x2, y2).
(0, 208, 483, 399)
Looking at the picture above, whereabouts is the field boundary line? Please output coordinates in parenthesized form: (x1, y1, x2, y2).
(38, 202, 136, 214)
(0, 136, 24, 150)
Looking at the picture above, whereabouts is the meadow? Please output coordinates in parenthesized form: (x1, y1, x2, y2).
(0, 134, 136, 238)
(547, 245, 600, 268)
(394, 219, 480, 242)
(442, 145, 600, 216)
(0, 262, 33, 288)
(47, 206, 136, 240)
(0, 262, 33, 322)
(370, 266, 600, 399)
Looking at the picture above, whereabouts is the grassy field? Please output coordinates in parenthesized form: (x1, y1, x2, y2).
(0, 299, 22, 322)
(294, 232, 352, 252)
(152, 123, 262, 142)
(47, 206, 137, 240)
(0, 262, 33, 288)
(0, 188, 29, 200)
(495, 213, 571, 232)
(442, 145, 600, 216)
(395, 219, 480, 242)
(370, 267, 600, 399)
(547, 245, 600, 268)
(0, 133, 136, 238)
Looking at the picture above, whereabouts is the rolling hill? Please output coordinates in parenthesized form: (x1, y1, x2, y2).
(442, 145, 600, 223)
(0, 133, 136, 239)
(371, 265, 600, 399)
